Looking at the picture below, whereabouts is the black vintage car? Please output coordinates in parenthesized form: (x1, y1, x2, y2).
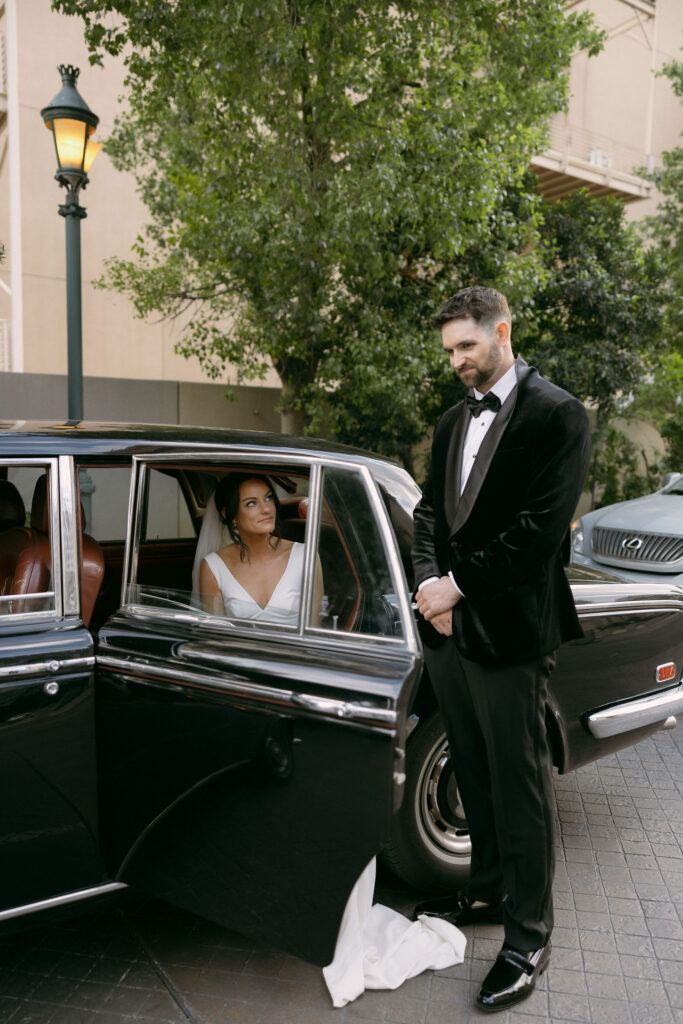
(1, 422, 682, 966)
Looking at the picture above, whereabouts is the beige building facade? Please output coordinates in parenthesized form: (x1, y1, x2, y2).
(0, 0, 681, 427)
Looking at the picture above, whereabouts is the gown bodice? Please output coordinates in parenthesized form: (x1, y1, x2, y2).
(202, 542, 304, 624)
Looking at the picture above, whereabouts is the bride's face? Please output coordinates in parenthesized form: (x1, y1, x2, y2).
(232, 479, 277, 539)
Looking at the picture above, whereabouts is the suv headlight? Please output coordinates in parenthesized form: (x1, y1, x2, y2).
(571, 518, 584, 555)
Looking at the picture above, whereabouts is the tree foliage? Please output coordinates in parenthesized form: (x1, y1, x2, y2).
(521, 190, 667, 419)
(54, 0, 601, 446)
(643, 58, 683, 347)
(516, 190, 669, 506)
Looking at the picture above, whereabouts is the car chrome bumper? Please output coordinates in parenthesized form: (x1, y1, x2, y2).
(587, 683, 683, 739)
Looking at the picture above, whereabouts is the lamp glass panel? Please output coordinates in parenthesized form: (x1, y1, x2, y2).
(53, 118, 88, 171)
(83, 138, 103, 173)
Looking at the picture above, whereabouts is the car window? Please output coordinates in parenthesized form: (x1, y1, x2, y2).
(78, 466, 132, 543)
(143, 467, 195, 542)
(311, 466, 405, 639)
(0, 463, 58, 617)
(126, 463, 312, 630)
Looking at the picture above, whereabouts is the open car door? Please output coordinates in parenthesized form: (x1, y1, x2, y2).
(95, 454, 421, 965)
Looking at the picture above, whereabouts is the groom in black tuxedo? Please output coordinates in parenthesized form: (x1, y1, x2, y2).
(412, 286, 590, 1012)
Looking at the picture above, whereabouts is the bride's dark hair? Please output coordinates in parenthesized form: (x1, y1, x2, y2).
(213, 472, 283, 561)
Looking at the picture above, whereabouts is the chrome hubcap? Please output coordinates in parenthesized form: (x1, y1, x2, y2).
(416, 733, 471, 860)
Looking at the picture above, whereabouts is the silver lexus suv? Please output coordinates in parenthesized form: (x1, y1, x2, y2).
(571, 472, 683, 586)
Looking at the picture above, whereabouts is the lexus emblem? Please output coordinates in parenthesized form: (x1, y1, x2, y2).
(622, 536, 643, 551)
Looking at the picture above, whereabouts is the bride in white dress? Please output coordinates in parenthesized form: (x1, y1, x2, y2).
(192, 473, 466, 1006)
(196, 472, 322, 625)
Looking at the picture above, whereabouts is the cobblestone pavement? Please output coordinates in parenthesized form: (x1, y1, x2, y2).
(1, 721, 682, 1024)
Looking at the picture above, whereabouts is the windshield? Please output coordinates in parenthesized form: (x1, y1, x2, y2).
(664, 476, 683, 495)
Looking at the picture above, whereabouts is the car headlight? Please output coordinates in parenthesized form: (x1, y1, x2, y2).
(571, 518, 584, 555)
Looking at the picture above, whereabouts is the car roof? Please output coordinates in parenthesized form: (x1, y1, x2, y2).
(0, 420, 395, 467)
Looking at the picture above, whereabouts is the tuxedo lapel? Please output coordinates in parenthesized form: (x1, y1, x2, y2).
(449, 357, 532, 538)
(443, 403, 469, 528)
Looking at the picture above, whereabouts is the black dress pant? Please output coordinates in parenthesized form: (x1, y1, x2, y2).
(425, 638, 556, 951)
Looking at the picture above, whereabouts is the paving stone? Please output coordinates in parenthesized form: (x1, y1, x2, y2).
(647, 918, 683, 940)
(585, 972, 627, 999)
(547, 968, 587, 995)
(582, 951, 622, 976)
(619, 953, 662, 979)
(547, 991, 591, 1021)
(611, 913, 651, 935)
(606, 896, 643, 916)
(661, 961, 683, 982)
(654, 938, 683, 961)
(624, 1004, 675, 1024)
(579, 930, 617, 953)
(615, 932, 655, 957)
(624, 977, 672, 1005)
(573, 893, 609, 913)
(588, 996, 634, 1024)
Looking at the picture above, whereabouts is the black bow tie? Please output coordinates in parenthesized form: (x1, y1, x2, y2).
(466, 392, 501, 418)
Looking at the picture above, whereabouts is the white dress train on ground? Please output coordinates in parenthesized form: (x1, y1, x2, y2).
(323, 858, 467, 1008)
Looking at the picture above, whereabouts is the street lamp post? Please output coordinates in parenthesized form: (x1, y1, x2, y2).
(41, 65, 101, 422)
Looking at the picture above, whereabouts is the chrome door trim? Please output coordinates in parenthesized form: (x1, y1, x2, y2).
(59, 454, 80, 617)
(0, 882, 127, 922)
(299, 461, 322, 633)
(0, 656, 95, 680)
(122, 458, 145, 606)
(98, 654, 398, 730)
(572, 585, 683, 617)
(587, 683, 683, 738)
(362, 464, 421, 657)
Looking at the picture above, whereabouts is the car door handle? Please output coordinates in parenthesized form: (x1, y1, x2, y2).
(291, 692, 396, 726)
(0, 656, 95, 680)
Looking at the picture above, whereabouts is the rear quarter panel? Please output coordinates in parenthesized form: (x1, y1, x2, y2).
(551, 582, 683, 772)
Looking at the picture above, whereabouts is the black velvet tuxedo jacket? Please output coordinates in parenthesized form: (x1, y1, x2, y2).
(412, 357, 591, 667)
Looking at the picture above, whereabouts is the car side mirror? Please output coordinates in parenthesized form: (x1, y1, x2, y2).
(661, 471, 682, 490)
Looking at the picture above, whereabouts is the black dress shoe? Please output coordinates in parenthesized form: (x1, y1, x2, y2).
(476, 940, 551, 1013)
(412, 890, 504, 926)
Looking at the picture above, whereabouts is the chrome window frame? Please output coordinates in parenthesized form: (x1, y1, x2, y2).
(121, 449, 420, 654)
(0, 457, 63, 624)
(303, 462, 420, 652)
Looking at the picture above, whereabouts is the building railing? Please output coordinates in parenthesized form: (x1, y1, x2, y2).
(543, 116, 654, 178)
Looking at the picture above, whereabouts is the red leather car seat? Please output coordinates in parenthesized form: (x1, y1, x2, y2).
(0, 475, 52, 612)
(80, 504, 105, 628)
(0, 481, 26, 533)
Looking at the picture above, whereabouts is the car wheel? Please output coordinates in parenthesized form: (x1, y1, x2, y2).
(382, 709, 472, 892)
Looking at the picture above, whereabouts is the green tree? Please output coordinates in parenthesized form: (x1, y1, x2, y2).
(630, 351, 683, 472)
(643, 58, 683, 347)
(55, 0, 600, 447)
(628, 57, 683, 475)
(515, 191, 667, 505)
(521, 191, 666, 418)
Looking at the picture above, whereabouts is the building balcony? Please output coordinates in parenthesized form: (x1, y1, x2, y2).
(531, 116, 652, 203)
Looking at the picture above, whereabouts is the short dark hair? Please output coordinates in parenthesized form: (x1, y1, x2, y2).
(433, 286, 511, 331)
(213, 472, 282, 559)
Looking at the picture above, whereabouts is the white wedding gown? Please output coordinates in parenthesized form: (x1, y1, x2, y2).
(202, 543, 304, 625)
(323, 858, 466, 1008)
(195, 509, 466, 1007)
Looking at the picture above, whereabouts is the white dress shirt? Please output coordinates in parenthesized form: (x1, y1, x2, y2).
(460, 363, 517, 493)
